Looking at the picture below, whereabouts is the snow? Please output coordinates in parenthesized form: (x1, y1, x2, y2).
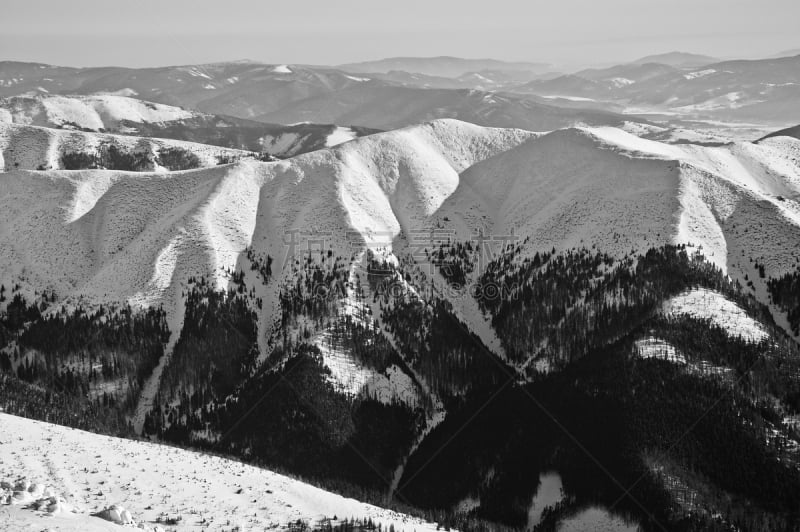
(326, 126, 357, 147)
(683, 68, 717, 80)
(2, 118, 800, 381)
(0, 413, 438, 531)
(663, 288, 768, 343)
(541, 94, 597, 102)
(183, 67, 211, 80)
(258, 131, 305, 156)
(345, 75, 370, 82)
(0, 122, 251, 171)
(271, 65, 292, 73)
(0, 95, 197, 131)
(635, 337, 687, 364)
(673, 92, 754, 112)
(610, 77, 635, 87)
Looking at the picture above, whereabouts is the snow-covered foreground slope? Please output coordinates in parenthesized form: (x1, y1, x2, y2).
(0, 122, 252, 171)
(0, 413, 437, 531)
(2, 119, 800, 364)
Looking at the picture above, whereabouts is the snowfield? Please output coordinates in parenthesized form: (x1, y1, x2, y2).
(0, 413, 437, 531)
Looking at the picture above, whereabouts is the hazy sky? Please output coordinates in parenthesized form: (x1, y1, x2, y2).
(2, 0, 799, 68)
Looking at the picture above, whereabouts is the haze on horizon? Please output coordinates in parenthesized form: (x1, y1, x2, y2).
(1, 0, 799, 69)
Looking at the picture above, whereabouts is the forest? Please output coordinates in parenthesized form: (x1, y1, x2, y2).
(2, 242, 800, 531)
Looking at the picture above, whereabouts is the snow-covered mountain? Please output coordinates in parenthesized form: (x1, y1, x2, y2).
(0, 94, 379, 157)
(514, 54, 800, 124)
(0, 121, 257, 171)
(2, 118, 799, 344)
(3, 116, 800, 530)
(0, 61, 645, 132)
(0, 61, 373, 119)
(0, 94, 197, 130)
(0, 119, 533, 332)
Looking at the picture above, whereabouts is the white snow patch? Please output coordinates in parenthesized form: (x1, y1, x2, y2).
(684, 69, 717, 80)
(663, 289, 768, 343)
(635, 337, 687, 364)
(326, 126, 357, 147)
(610, 77, 635, 87)
(541, 94, 596, 102)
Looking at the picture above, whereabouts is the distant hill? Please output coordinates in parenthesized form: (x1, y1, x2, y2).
(512, 54, 800, 124)
(0, 61, 382, 120)
(337, 56, 550, 78)
(0, 94, 379, 157)
(629, 51, 719, 68)
(768, 48, 800, 59)
(256, 84, 642, 131)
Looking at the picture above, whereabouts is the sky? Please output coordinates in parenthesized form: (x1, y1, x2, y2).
(2, 0, 799, 69)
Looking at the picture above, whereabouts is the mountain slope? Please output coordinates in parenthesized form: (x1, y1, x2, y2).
(513, 55, 800, 124)
(257, 85, 638, 131)
(3, 119, 800, 529)
(629, 52, 719, 68)
(0, 61, 645, 132)
(2, 120, 800, 338)
(758, 124, 800, 142)
(0, 119, 535, 338)
(0, 412, 437, 531)
(0, 122, 254, 171)
(0, 61, 390, 123)
(0, 94, 379, 157)
(435, 127, 800, 277)
(337, 56, 550, 78)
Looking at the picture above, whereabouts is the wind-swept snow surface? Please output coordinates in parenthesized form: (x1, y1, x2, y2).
(0, 413, 438, 531)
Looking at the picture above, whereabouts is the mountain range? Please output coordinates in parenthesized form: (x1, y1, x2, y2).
(2, 51, 800, 531)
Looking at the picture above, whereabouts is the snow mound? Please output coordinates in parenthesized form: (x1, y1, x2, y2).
(94, 504, 135, 525)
